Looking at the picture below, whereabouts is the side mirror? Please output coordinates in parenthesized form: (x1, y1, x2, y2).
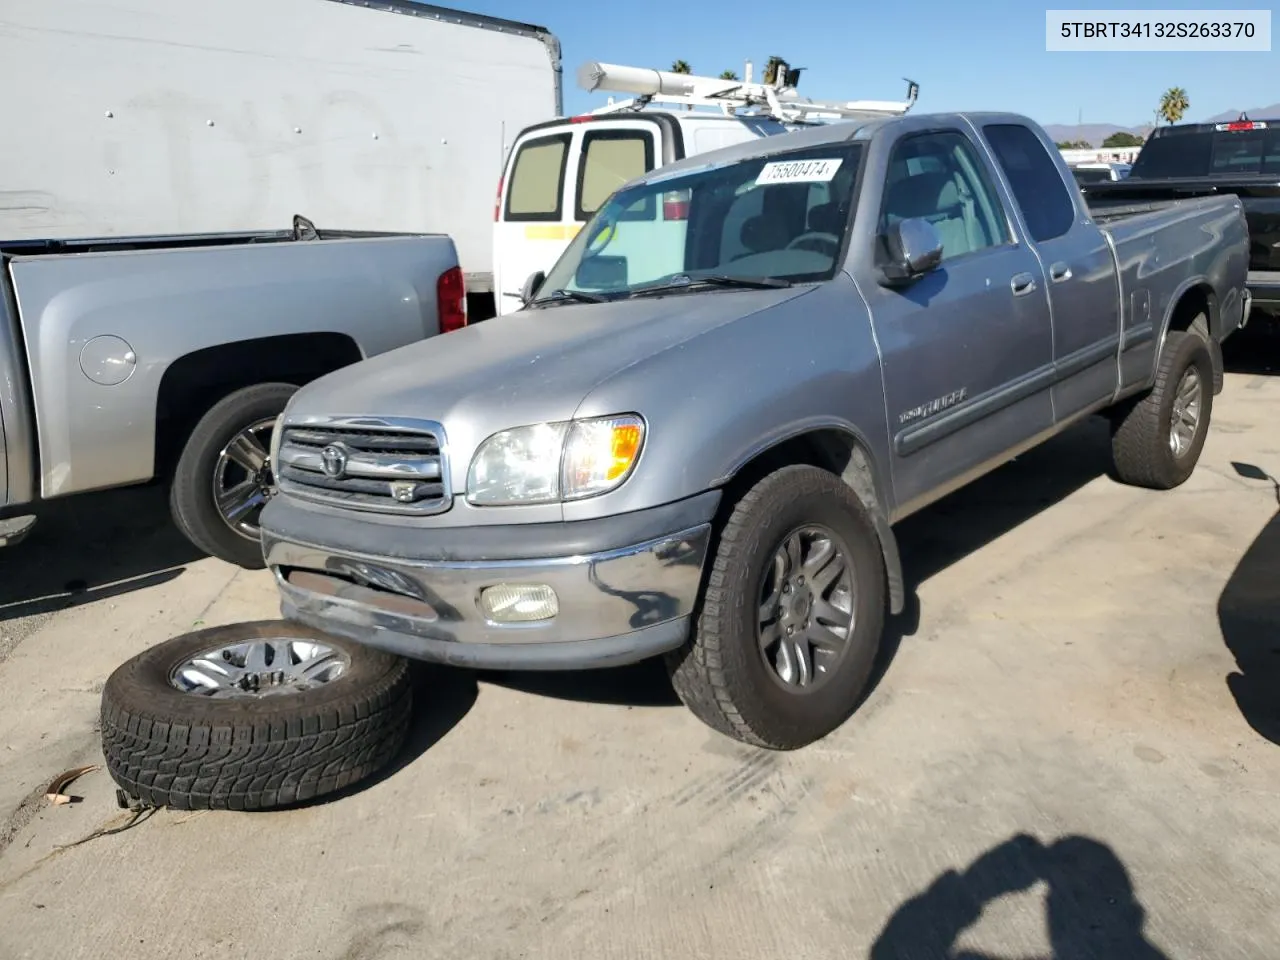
(880, 218, 944, 287)
(520, 270, 546, 306)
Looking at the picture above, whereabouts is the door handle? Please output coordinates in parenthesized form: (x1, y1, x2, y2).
(1049, 262, 1072, 282)
(1011, 272, 1037, 296)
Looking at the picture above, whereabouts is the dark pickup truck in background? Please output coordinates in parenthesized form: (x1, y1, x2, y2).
(1083, 116, 1277, 332)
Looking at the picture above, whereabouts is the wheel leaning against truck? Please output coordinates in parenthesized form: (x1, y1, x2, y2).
(100, 620, 413, 811)
(169, 382, 299, 569)
(1109, 324, 1215, 490)
(666, 464, 887, 750)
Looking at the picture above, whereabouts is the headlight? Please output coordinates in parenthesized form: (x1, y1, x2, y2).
(466, 414, 645, 505)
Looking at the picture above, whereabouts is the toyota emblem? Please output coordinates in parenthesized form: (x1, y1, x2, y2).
(320, 443, 348, 479)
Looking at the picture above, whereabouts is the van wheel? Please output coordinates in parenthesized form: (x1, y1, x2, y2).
(100, 620, 413, 810)
(1109, 327, 1214, 490)
(169, 383, 297, 568)
(665, 464, 886, 750)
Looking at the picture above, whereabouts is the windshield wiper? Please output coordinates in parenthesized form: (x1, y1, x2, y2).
(529, 288, 611, 306)
(628, 274, 793, 298)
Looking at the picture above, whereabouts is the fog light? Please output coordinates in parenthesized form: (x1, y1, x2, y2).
(479, 583, 559, 622)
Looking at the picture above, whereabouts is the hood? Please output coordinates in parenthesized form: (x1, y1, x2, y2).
(286, 284, 812, 458)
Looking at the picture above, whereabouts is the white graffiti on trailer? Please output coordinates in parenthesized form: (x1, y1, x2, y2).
(103, 89, 435, 233)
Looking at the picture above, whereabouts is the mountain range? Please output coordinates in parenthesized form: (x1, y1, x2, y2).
(1044, 103, 1280, 147)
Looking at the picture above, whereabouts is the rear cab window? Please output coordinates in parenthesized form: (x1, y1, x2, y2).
(982, 123, 1078, 243)
(504, 133, 570, 221)
(1128, 124, 1280, 178)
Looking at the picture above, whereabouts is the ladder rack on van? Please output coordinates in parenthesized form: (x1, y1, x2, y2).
(577, 58, 919, 124)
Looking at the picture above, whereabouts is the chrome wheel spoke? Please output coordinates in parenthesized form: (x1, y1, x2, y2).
(759, 620, 782, 653)
(783, 535, 802, 578)
(804, 623, 844, 651)
(217, 481, 267, 523)
(1177, 371, 1200, 409)
(810, 549, 846, 594)
(813, 598, 852, 632)
(225, 431, 269, 474)
(776, 636, 813, 686)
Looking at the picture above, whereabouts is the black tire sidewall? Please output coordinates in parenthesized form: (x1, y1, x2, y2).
(101, 619, 404, 727)
(710, 468, 885, 743)
(170, 383, 298, 567)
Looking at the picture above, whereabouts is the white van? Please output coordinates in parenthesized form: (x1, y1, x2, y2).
(492, 60, 919, 313)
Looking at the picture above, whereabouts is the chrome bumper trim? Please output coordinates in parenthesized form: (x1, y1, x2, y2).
(264, 523, 712, 652)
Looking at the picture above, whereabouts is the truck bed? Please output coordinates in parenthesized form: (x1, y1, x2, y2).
(2, 231, 460, 502)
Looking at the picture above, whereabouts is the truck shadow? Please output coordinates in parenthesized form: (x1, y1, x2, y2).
(0, 483, 202, 624)
(1222, 321, 1280, 375)
(486, 416, 1114, 712)
(868, 832, 1171, 959)
(1217, 462, 1280, 746)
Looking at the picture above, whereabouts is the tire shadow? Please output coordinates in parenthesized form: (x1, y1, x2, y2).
(0, 484, 202, 624)
(1217, 462, 1280, 746)
(869, 832, 1171, 959)
(277, 662, 479, 809)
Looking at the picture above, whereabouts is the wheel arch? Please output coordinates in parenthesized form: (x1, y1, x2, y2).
(714, 423, 905, 616)
(1156, 280, 1220, 392)
(153, 332, 363, 478)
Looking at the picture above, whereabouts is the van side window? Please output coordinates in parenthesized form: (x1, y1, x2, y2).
(982, 123, 1077, 243)
(879, 131, 1010, 262)
(505, 133, 570, 221)
(576, 130, 655, 220)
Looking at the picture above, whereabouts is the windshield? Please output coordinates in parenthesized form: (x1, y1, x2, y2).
(1129, 126, 1280, 178)
(536, 142, 864, 301)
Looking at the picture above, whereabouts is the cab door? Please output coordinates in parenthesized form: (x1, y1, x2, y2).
(493, 119, 663, 314)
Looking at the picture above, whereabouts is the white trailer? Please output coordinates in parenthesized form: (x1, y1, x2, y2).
(0, 0, 562, 314)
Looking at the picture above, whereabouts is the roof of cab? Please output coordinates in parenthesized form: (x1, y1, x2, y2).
(627, 110, 1041, 187)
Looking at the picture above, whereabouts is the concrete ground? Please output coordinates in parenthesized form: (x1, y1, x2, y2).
(1, 352, 1279, 960)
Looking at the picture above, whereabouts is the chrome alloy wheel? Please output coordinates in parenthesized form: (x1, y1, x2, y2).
(757, 524, 857, 692)
(169, 638, 350, 699)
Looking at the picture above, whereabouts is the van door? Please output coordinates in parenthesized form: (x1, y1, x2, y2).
(494, 119, 663, 313)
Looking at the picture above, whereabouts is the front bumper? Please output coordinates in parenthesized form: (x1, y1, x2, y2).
(260, 493, 719, 671)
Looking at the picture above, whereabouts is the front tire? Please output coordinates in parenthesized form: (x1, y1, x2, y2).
(666, 464, 887, 750)
(1109, 327, 1214, 490)
(169, 382, 298, 568)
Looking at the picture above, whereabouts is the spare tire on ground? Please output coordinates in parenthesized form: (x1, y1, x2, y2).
(100, 619, 413, 811)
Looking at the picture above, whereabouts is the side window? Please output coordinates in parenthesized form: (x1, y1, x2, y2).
(504, 134, 570, 221)
(982, 123, 1077, 243)
(880, 131, 1010, 262)
(576, 130, 655, 220)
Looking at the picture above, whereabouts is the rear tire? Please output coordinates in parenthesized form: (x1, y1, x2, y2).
(1109, 326, 1214, 490)
(100, 620, 412, 811)
(665, 464, 886, 750)
(169, 382, 297, 569)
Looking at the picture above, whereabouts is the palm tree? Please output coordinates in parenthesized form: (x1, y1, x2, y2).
(670, 60, 692, 74)
(1158, 87, 1190, 125)
(719, 69, 739, 81)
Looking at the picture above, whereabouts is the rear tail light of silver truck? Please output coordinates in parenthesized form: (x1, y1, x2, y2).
(437, 266, 467, 334)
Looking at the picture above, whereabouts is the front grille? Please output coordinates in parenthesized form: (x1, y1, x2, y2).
(275, 420, 451, 515)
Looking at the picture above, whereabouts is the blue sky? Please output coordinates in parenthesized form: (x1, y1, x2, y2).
(471, 0, 1275, 126)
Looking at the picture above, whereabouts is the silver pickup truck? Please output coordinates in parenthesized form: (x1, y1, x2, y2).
(0, 221, 464, 568)
(259, 112, 1250, 750)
